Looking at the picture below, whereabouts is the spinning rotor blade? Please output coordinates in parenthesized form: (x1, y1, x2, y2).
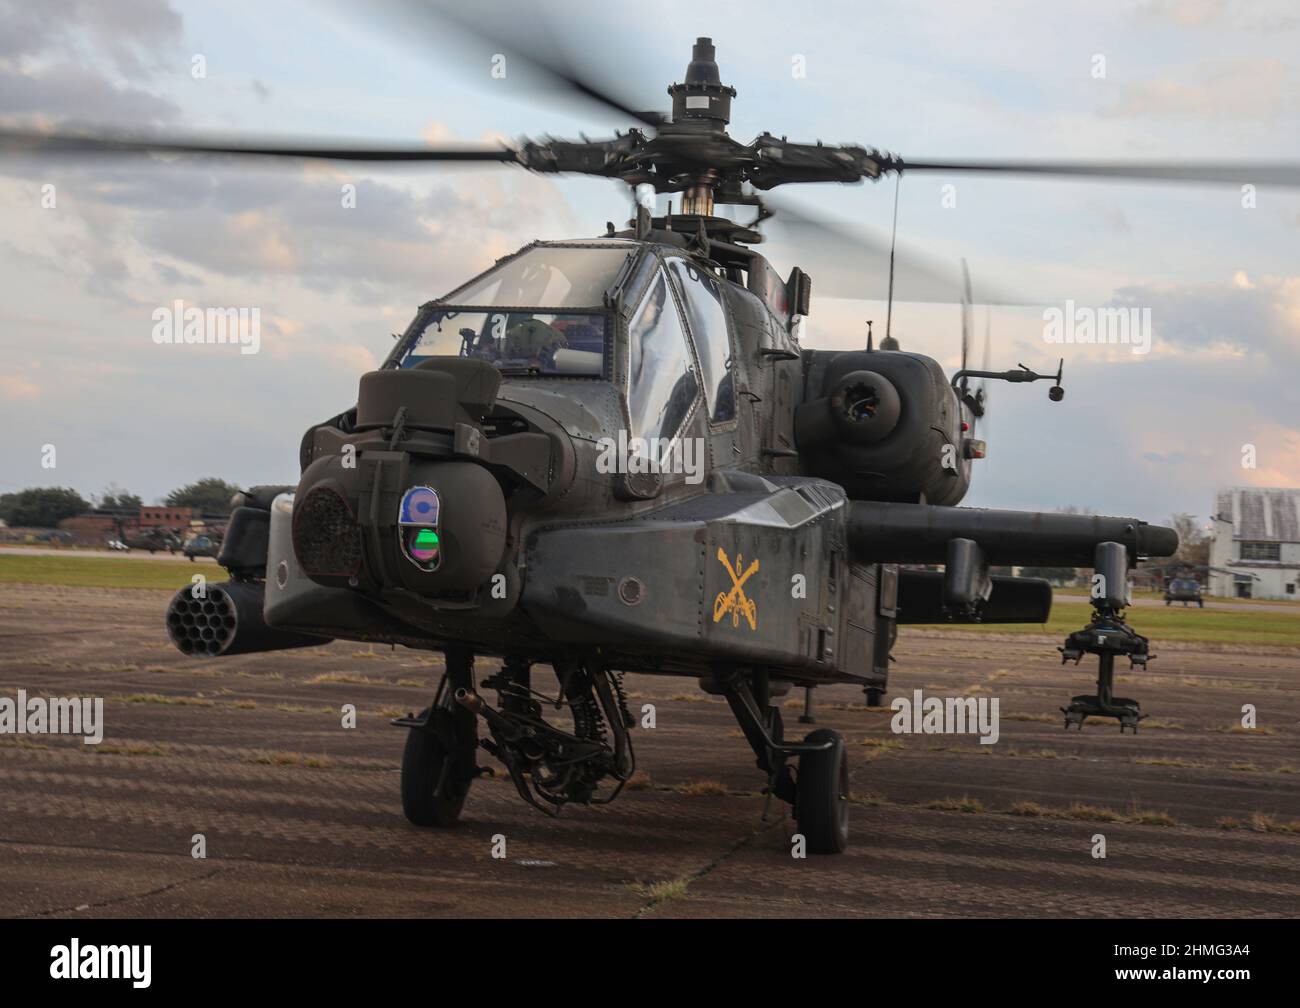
(0, 129, 520, 163)
(960, 258, 972, 375)
(978, 307, 993, 436)
(362, 0, 666, 128)
(888, 156, 1300, 188)
(763, 195, 1032, 307)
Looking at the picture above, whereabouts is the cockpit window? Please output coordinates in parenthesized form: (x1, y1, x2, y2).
(445, 245, 633, 308)
(626, 269, 698, 442)
(401, 309, 606, 376)
(666, 257, 735, 424)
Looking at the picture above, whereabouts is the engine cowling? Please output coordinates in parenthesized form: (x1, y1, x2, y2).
(795, 349, 970, 505)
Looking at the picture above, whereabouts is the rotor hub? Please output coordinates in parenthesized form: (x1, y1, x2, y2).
(668, 37, 736, 128)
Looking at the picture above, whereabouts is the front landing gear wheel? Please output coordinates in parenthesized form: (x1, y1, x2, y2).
(795, 728, 849, 854)
(401, 707, 469, 827)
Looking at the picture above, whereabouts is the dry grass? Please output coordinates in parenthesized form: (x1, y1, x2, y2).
(1126, 803, 1178, 826)
(114, 693, 214, 707)
(1065, 803, 1124, 823)
(926, 795, 985, 813)
(630, 878, 690, 903)
(96, 742, 166, 757)
(248, 750, 332, 769)
(0, 737, 49, 751)
(1008, 800, 1052, 817)
(1249, 812, 1300, 834)
(1004, 748, 1062, 760)
(677, 779, 727, 796)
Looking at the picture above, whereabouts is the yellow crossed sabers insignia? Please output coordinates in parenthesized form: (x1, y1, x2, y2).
(713, 548, 759, 630)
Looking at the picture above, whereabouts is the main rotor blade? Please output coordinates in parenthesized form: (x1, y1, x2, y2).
(890, 157, 1300, 187)
(364, 1, 666, 128)
(762, 195, 1032, 306)
(960, 258, 971, 374)
(0, 129, 520, 163)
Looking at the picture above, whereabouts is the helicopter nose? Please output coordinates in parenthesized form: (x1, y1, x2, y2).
(291, 458, 506, 596)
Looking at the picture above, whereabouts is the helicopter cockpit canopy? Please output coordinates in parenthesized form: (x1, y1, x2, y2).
(396, 243, 635, 377)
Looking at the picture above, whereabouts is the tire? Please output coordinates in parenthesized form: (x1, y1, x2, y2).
(865, 687, 884, 707)
(401, 708, 468, 827)
(795, 728, 850, 854)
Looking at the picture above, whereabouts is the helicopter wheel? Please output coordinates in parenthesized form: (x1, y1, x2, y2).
(865, 687, 885, 707)
(401, 706, 472, 827)
(795, 728, 850, 854)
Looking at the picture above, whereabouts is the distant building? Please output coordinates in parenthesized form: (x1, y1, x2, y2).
(139, 506, 195, 528)
(57, 505, 200, 546)
(1208, 487, 1300, 600)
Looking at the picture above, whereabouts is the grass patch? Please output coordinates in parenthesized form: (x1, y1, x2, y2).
(1065, 803, 1124, 822)
(0, 737, 49, 751)
(677, 780, 728, 796)
(1127, 803, 1177, 826)
(96, 742, 166, 757)
(927, 795, 985, 813)
(921, 598, 1300, 648)
(249, 750, 332, 769)
(114, 693, 214, 707)
(1135, 756, 1199, 767)
(630, 878, 690, 903)
(304, 672, 403, 687)
(1008, 800, 1051, 817)
(1249, 813, 1300, 834)
(0, 554, 220, 590)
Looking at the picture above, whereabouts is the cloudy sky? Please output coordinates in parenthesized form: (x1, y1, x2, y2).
(1, 0, 1297, 529)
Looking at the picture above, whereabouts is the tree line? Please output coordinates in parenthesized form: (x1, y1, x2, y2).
(0, 479, 242, 528)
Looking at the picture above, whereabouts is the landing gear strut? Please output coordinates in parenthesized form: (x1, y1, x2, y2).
(798, 686, 816, 724)
(395, 646, 479, 826)
(719, 670, 849, 853)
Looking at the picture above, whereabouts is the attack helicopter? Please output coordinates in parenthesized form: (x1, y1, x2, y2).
(22, 12, 1300, 853)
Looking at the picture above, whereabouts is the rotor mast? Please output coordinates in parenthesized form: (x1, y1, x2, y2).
(668, 37, 735, 216)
